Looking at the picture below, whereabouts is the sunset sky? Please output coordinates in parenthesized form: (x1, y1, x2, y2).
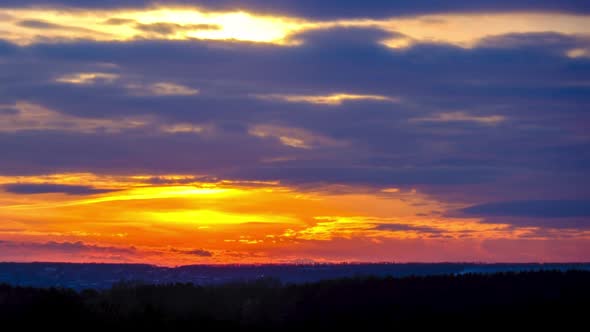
(0, 1, 589, 265)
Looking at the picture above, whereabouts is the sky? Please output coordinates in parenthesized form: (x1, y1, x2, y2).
(0, 1, 589, 265)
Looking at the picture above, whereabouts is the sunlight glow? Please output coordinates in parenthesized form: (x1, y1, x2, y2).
(139, 209, 297, 226)
(0, 7, 588, 48)
(0, 172, 583, 264)
(0, 7, 307, 45)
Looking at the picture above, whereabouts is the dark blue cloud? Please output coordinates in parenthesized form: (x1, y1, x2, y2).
(0, 27, 588, 214)
(17, 19, 65, 29)
(229, 165, 502, 186)
(1, 1, 588, 18)
(0, 130, 283, 176)
(374, 224, 442, 234)
(462, 200, 590, 218)
(0, 106, 18, 115)
(202, 0, 590, 18)
(3, 183, 117, 195)
(290, 27, 395, 46)
(172, 248, 213, 257)
(5, 30, 586, 124)
(0, 240, 137, 254)
(0, 40, 18, 56)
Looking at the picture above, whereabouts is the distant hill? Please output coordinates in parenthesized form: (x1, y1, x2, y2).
(1, 262, 589, 290)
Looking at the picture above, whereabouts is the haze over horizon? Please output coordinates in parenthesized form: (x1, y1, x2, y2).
(0, 0, 589, 265)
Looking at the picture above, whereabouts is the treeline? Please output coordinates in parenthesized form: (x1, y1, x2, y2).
(1, 271, 588, 329)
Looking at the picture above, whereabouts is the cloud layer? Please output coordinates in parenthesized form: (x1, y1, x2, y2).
(0, 1, 588, 263)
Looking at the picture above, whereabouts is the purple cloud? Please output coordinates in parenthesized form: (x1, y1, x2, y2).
(3, 183, 117, 195)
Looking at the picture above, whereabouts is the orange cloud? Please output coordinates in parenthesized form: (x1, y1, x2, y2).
(2, 172, 583, 265)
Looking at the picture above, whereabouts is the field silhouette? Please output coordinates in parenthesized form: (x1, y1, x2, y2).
(1, 270, 588, 329)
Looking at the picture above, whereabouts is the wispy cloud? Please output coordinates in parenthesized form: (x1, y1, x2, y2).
(171, 247, 214, 257)
(55, 72, 119, 85)
(567, 48, 590, 58)
(3, 183, 117, 195)
(56, 72, 199, 97)
(0, 102, 149, 134)
(255, 93, 399, 105)
(0, 102, 208, 135)
(249, 124, 344, 149)
(0, 240, 137, 255)
(127, 82, 200, 96)
(410, 112, 506, 125)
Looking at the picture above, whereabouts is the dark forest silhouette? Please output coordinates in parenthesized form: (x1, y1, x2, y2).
(1, 271, 588, 329)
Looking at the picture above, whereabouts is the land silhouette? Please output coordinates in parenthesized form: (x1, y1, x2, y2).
(1, 270, 588, 329)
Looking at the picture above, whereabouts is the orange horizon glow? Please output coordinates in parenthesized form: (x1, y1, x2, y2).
(2, 173, 587, 266)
